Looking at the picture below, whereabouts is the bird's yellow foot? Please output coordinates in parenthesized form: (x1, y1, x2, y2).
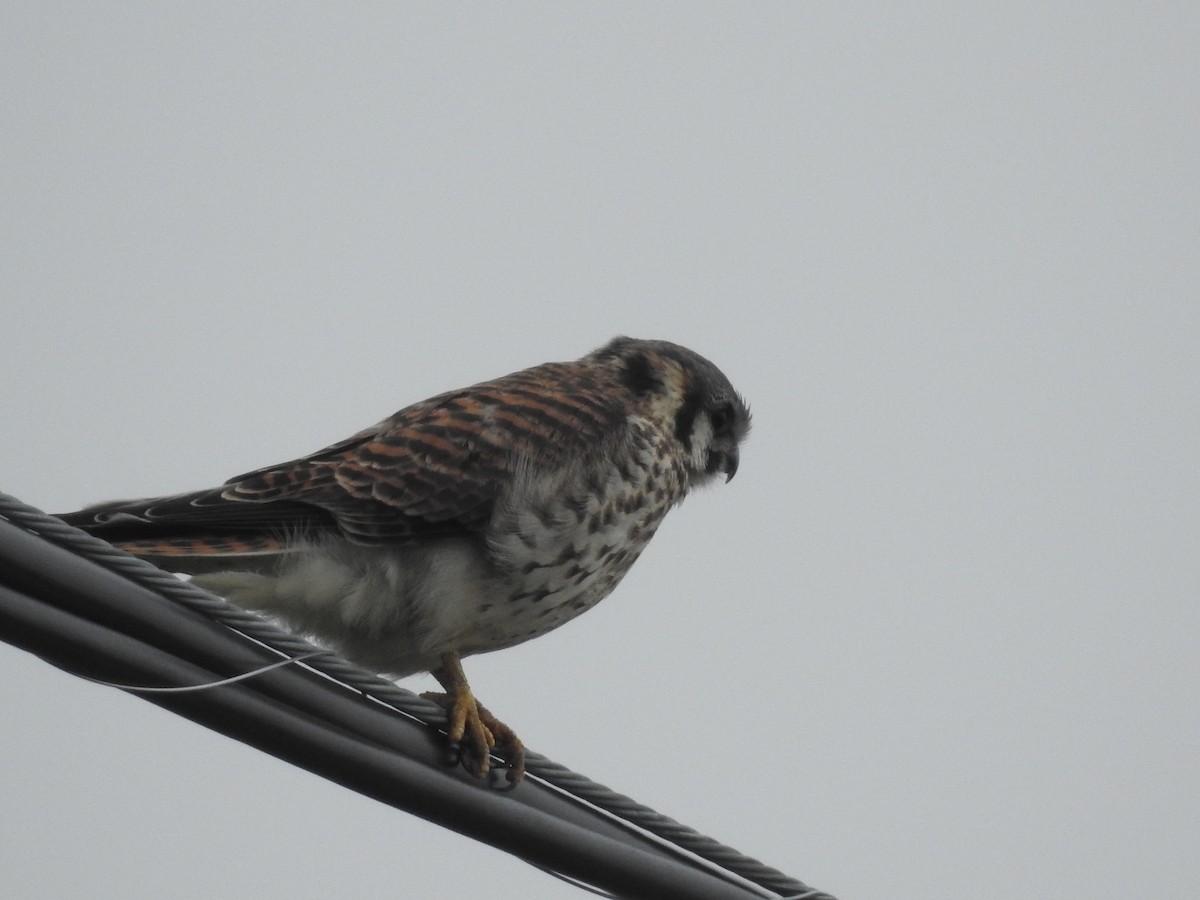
(425, 653, 526, 786)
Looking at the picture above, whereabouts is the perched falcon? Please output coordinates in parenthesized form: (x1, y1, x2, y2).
(59, 337, 750, 783)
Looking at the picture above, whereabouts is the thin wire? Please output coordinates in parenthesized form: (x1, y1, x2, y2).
(74, 650, 327, 693)
(532, 864, 619, 898)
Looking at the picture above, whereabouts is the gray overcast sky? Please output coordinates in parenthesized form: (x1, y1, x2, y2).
(3, 4, 1197, 898)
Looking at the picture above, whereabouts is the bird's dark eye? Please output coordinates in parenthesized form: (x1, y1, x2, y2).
(710, 403, 734, 436)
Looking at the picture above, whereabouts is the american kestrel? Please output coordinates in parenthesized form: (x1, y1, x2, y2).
(60, 337, 750, 782)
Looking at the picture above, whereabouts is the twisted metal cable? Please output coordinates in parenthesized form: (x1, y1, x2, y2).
(0, 491, 834, 900)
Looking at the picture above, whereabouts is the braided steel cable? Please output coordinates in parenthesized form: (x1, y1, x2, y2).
(0, 491, 834, 900)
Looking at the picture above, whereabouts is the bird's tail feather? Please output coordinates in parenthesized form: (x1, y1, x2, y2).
(55, 488, 326, 573)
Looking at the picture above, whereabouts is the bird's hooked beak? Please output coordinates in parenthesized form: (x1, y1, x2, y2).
(723, 448, 740, 482)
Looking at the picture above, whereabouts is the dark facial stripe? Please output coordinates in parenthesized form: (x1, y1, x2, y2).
(619, 351, 662, 396)
(673, 388, 703, 451)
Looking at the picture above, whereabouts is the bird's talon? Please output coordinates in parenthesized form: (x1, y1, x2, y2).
(426, 656, 525, 782)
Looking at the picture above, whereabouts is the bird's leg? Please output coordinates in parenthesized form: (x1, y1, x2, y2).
(425, 652, 493, 776)
(424, 652, 526, 785)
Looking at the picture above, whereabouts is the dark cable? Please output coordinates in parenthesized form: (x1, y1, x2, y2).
(0, 491, 835, 900)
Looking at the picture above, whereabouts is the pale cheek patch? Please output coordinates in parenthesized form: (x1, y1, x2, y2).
(688, 417, 715, 473)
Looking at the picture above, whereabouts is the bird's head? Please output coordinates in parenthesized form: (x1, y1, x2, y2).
(594, 336, 751, 488)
